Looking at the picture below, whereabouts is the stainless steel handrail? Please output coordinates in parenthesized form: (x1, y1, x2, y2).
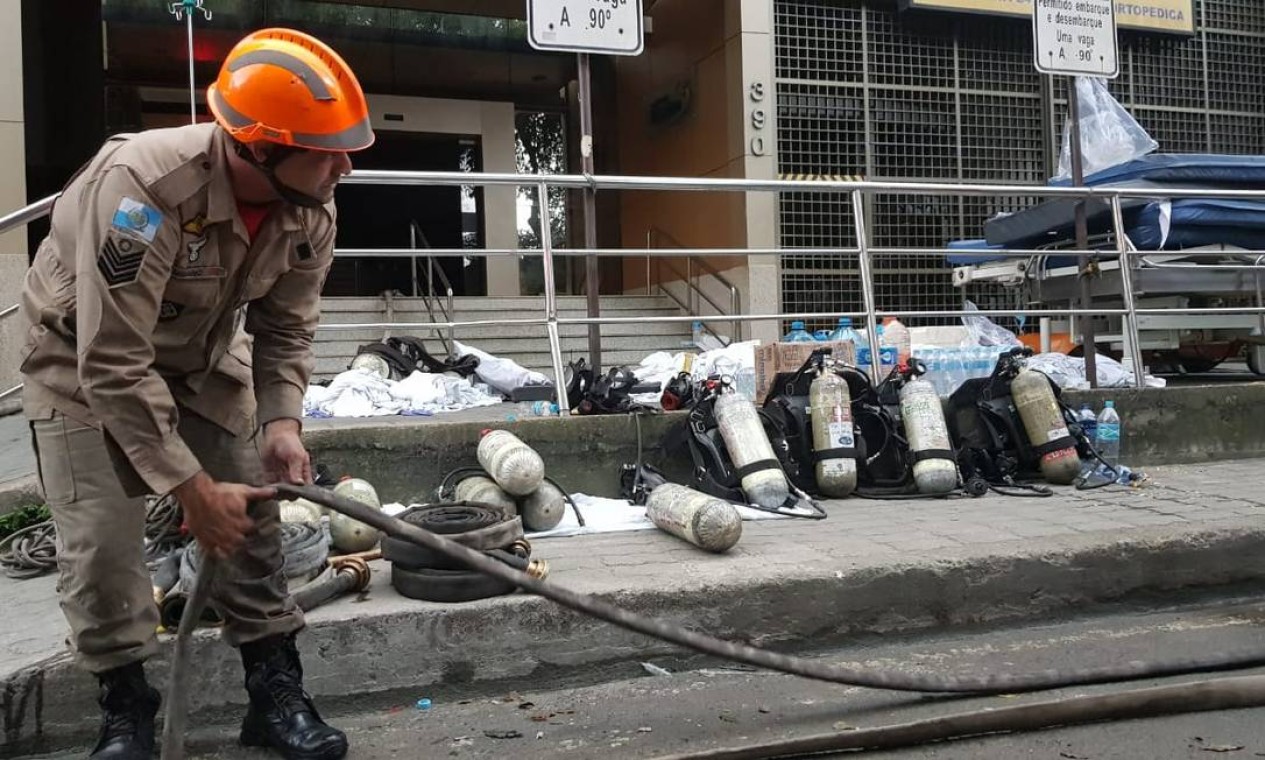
(657, 258, 732, 347)
(649, 227, 742, 342)
(409, 221, 456, 354)
(0, 194, 57, 236)
(15, 170, 1265, 398)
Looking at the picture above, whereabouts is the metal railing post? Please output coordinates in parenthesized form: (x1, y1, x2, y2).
(1110, 196, 1147, 389)
(538, 182, 571, 414)
(851, 189, 883, 381)
(409, 223, 420, 298)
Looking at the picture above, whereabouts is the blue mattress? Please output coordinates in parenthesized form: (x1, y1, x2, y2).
(952, 198, 1265, 266)
(1049, 154, 1265, 188)
(1130, 198, 1265, 250)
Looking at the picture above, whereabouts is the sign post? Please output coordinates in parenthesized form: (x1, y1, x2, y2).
(1033, 0, 1118, 388)
(528, 1, 645, 375)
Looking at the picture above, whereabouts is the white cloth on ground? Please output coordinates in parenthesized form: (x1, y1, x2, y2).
(304, 368, 502, 418)
(454, 340, 553, 396)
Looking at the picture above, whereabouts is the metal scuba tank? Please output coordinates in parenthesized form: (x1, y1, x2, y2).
(453, 475, 517, 519)
(1012, 366, 1081, 485)
(519, 479, 567, 532)
(328, 477, 383, 553)
(646, 483, 743, 553)
(808, 365, 858, 498)
(477, 429, 546, 496)
(713, 388, 790, 510)
(897, 361, 959, 495)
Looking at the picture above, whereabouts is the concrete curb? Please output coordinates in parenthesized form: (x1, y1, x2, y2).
(7, 519, 1265, 754)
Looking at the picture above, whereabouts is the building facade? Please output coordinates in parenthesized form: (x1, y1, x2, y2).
(0, 0, 1261, 396)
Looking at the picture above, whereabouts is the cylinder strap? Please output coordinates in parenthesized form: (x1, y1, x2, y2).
(813, 447, 859, 462)
(1034, 436, 1077, 458)
(735, 459, 782, 480)
(913, 448, 956, 464)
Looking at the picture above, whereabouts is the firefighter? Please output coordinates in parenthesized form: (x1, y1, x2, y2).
(19, 28, 374, 760)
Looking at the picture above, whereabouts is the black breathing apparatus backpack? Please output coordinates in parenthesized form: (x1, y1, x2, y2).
(660, 376, 825, 518)
(663, 347, 918, 507)
(947, 346, 1104, 491)
(759, 349, 923, 496)
(351, 336, 479, 380)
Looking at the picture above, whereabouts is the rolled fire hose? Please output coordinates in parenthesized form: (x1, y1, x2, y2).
(160, 484, 1265, 760)
(160, 523, 329, 630)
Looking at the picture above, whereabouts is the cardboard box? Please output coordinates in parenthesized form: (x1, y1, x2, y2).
(754, 341, 856, 404)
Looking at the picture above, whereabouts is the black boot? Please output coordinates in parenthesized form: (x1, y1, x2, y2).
(239, 633, 347, 760)
(90, 661, 161, 759)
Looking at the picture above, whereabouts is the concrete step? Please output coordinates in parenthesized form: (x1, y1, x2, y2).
(313, 293, 691, 378)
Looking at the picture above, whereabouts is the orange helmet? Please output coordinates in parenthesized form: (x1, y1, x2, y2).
(207, 28, 374, 153)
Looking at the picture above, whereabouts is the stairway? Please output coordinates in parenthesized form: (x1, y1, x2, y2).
(313, 294, 694, 379)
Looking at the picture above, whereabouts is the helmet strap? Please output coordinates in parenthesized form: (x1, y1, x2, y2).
(233, 141, 327, 208)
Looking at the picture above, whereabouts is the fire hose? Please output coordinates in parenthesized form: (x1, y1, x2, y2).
(160, 483, 1265, 760)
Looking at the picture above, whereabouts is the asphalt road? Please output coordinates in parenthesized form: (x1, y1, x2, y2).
(21, 590, 1265, 759)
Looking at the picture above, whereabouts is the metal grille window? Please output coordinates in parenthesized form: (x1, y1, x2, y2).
(775, 0, 1265, 330)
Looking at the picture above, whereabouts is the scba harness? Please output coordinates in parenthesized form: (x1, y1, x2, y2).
(947, 347, 1111, 493)
(662, 377, 824, 519)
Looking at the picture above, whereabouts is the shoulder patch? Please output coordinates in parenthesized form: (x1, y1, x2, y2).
(112, 197, 163, 243)
(98, 231, 148, 287)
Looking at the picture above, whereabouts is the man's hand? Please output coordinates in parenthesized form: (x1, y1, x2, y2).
(262, 418, 311, 485)
(174, 471, 274, 558)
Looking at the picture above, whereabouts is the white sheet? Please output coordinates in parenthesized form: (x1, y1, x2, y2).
(381, 492, 792, 540)
(304, 368, 503, 418)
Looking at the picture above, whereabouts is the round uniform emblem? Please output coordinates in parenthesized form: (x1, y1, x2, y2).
(117, 238, 134, 252)
(127, 209, 148, 229)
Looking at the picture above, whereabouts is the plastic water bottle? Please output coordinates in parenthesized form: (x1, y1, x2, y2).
(883, 318, 912, 365)
(735, 366, 757, 401)
(875, 325, 898, 374)
(945, 348, 967, 395)
(783, 321, 815, 343)
(1095, 400, 1121, 469)
(517, 401, 559, 417)
(1078, 403, 1098, 443)
(691, 321, 705, 347)
(828, 318, 861, 364)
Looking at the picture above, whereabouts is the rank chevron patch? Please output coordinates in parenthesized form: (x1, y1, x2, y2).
(98, 231, 147, 287)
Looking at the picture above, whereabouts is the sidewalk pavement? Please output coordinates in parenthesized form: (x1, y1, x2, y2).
(4, 457, 1265, 753)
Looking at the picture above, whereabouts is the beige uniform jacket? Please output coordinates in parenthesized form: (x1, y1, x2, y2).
(20, 122, 335, 496)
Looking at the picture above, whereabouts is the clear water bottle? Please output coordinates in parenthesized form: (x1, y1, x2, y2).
(944, 348, 967, 395)
(828, 318, 861, 363)
(1078, 403, 1097, 443)
(923, 349, 945, 397)
(517, 401, 559, 417)
(1095, 400, 1121, 469)
(875, 325, 898, 374)
(735, 366, 757, 401)
(691, 320, 705, 347)
(883, 318, 912, 365)
(783, 321, 816, 343)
